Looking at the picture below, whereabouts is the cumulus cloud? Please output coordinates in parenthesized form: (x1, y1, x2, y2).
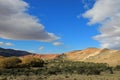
(0, 42, 14, 46)
(83, 0, 120, 49)
(53, 42, 63, 46)
(38, 46, 44, 50)
(0, 0, 59, 42)
(83, 0, 120, 25)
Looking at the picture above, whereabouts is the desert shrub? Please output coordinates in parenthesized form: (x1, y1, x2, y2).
(0, 57, 21, 69)
(47, 66, 62, 75)
(0, 59, 109, 75)
(114, 65, 120, 71)
(46, 60, 108, 75)
(21, 56, 44, 67)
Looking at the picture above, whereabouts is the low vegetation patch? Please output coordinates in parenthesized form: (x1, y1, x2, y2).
(0, 56, 120, 80)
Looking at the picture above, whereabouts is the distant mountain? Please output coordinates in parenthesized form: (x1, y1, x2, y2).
(0, 47, 32, 57)
(0, 47, 59, 59)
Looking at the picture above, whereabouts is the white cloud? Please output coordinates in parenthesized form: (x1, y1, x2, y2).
(83, 0, 120, 49)
(0, 42, 14, 46)
(0, 0, 59, 42)
(38, 46, 44, 50)
(53, 42, 63, 46)
(83, 0, 120, 25)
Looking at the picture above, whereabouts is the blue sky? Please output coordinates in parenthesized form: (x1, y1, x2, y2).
(1, 0, 120, 53)
(0, 0, 99, 53)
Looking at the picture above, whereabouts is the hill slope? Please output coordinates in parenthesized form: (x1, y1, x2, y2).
(64, 48, 120, 66)
(0, 47, 31, 57)
(21, 54, 58, 60)
(0, 47, 59, 59)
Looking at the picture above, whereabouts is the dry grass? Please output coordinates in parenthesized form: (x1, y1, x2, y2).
(0, 73, 120, 80)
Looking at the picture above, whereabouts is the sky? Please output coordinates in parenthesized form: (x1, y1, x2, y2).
(0, 0, 120, 54)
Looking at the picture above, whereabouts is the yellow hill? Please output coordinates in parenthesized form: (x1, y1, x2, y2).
(64, 48, 120, 66)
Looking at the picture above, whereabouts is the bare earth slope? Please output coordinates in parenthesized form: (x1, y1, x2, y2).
(65, 48, 120, 66)
(22, 54, 58, 60)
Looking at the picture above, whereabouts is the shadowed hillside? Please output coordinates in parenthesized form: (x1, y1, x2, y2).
(0, 47, 31, 57)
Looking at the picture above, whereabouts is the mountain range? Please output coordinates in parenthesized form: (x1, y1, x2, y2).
(0, 47, 120, 66)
